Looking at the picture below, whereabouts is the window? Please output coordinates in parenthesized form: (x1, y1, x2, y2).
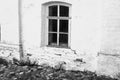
(41, 2, 71, 48)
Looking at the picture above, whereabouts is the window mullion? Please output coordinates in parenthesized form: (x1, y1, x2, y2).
(57, 5, 60, 46)
(57, 19, 59, 46)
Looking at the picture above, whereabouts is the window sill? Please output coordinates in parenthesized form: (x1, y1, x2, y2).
(46, 45, 71, 49)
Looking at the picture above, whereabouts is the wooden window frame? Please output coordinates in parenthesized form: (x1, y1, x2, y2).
(41, 1, 71, 48)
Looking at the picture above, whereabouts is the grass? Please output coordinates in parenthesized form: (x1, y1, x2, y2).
(13, 58, 38, 66)
(0, 57, 118, 80)
(0, 57, 9, 66)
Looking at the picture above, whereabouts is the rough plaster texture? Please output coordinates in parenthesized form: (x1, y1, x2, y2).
(0, 44, 19, 60)
(100, 0, 120, 52)
(1, 44, 120, 78)
(1, 45, 120, 78)
(0, 0, 120, 53)
(0, 44, 97, 72)
(19, 0, 102, 54)
(0, 0, 120, 78)
(97, 53, 120, 77)
(0, 0, 19, 44)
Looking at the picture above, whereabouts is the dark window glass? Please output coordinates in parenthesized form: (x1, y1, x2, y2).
(49, 5, 58, 16)
(59, 34, 68, 47)
(59, 20, 68, 32)
(49, 19, 57, 32)
(48, 33, 57, 46)
(60, 6, 69, 17)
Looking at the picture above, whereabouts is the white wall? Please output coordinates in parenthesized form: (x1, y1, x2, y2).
(1, 0, 120, 55)
(70, 0, 102, 54)
(1, 0, 120, 76)
(0, 0, 19, 45)
(100, 0, 120, 54)
(97, 0, 120, 76)
(20, 0, 120, 76)
(21, 0, 102, 55)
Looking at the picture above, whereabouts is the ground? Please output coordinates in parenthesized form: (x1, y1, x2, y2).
(0, 44, 97, 72)
(0, 43, 120, 79)
(0, 57, 118, 80)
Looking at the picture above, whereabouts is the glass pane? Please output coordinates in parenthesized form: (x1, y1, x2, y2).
(49, 19, 57, 32)
(49, 5, 58, 16)
(60, 6, 69, 17)
(59, 20, 68, 32)
(48, 33, 57, 46)
(59, 34, 68, 47)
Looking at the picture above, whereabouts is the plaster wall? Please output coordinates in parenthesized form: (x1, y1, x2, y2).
(100, 0, 120, 54)
(96, 0, 120, 77)
(1, 0, 120, 77)
(0, 0, 19, 45)
(1, 0, 120, 55)
(21, 0, 102, 55)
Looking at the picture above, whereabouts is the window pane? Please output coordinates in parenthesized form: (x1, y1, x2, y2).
(49, 19, 57, 32)
(59, 34, 68, 47)
(60, 6, 69, 17)
(48, 33, 57, 46)
(59, 20, 68, 32)
(49, 5, 58, 16)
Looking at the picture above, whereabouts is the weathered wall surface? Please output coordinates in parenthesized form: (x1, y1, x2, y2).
(0, 0, 102, 55)
(22, 0, 102, 55)
(1, 0, 120, 55)
(96, 0, 120, 77)
(97, 54, 120, 78)
(100, 0, 120, 54)
(21, 0, 120, 77)
(1, 0, 120, 77)
(0, 0, 19, 45)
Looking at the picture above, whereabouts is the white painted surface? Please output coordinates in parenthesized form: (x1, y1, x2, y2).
(21, 0, 102, 55)
(1, 0, 120, 54)
(0, 0, 19, 44)
(1, 0, 120, 77)
(100, 0, 120, 54)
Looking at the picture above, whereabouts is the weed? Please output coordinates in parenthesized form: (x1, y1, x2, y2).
(13, 58, 38, 67)
(0, 57, 8, 66)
